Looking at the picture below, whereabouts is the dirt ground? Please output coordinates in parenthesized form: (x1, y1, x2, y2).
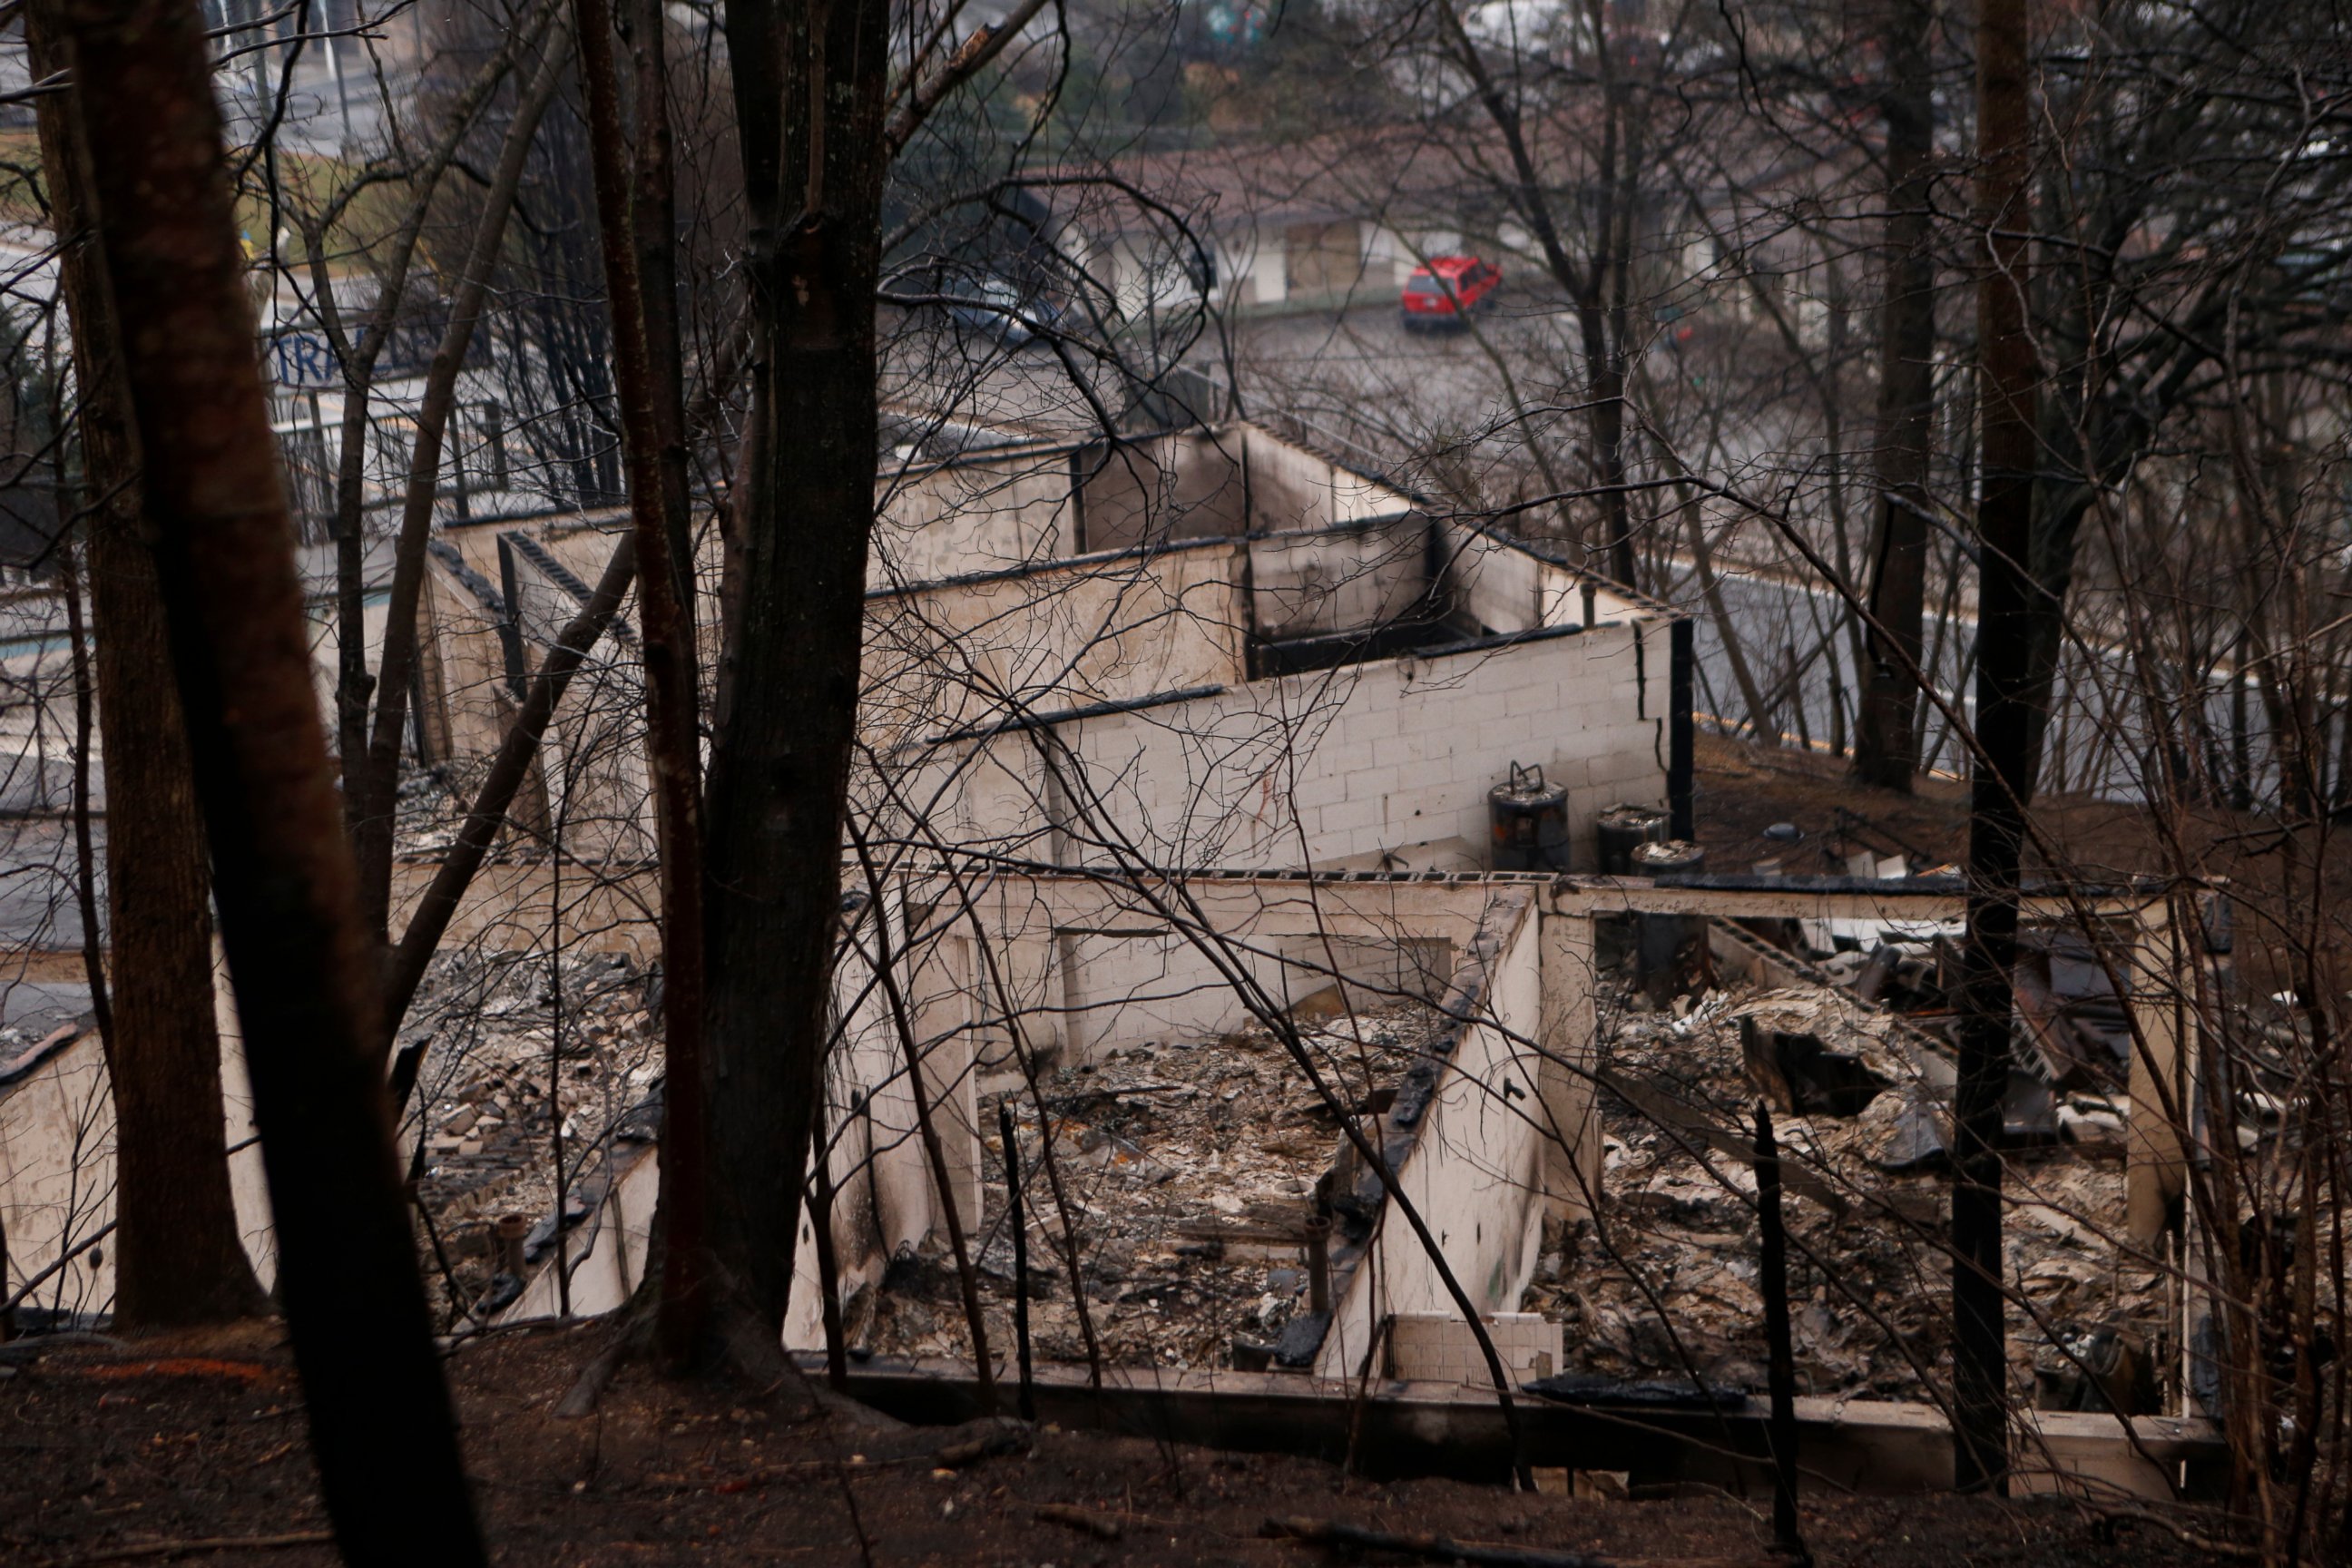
(1, 1327, 2232, 1566)
(1687, 730, 2302, 884)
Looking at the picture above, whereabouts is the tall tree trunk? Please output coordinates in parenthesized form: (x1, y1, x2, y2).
(55, 0, 484, 1556)
(701, 0, 894, 1338)
(28, 0, 265, 1329)
(625, 0, 697, 631)
(1851, 0, 1938, 792)
(1953, 0, 2035, 1494)
(572, 0, 710, 1365)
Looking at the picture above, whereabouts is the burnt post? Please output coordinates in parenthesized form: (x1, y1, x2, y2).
(1755, 1103, 1808, 1564)
(808, 1105, 850, 1394)
(999, 1102, 1036, 1421)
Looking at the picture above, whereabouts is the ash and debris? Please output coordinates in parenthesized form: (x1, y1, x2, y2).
(394, 767, 475, 857)
(1525, 974, 2167, 1408)
(857, 1002, 1440, 1371)
(401, 947, 662, 1327)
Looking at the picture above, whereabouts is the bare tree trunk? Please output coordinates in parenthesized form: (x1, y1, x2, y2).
(700, 0, 894, 1338)
(1588, 26, 1642, 593)
(1851, 0, 1938, 792)
(56, 0, 484, 1555)
(313, 2, 555, 804)
(30, 0, 265, 1328)
(1436, 0, 1640, 590)
(572, 0, 710, 1365)
(625, 0, 696, 631)
(1952, 0, 2035, 1494)
(59, 543, 110, 1047)
(350, 33, 569, 963)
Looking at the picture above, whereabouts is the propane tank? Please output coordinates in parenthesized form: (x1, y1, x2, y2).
(1488, 761, 1571, 871)
(1630, 839, 1709, 1000)
(1595, 801, 1671, 875)
(1628, 838, 1706, 879)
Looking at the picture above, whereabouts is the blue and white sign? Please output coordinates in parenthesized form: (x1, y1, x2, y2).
(266, 329, 343, 389)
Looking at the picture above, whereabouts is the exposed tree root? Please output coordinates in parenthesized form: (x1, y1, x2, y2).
(550, 1295, 902, 1436)
(554, 1318, 643, 1421)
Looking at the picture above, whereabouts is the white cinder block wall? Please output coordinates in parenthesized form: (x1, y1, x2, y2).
(1386, 1311, 1563, 1386)
(0, 1012, 276, 1322)
(1033, 620, 1668, 875)
(1316, 894, 1553, 1378)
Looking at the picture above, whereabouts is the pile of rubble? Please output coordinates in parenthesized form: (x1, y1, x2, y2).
(394, 767, 475, 857)
(1527, 975, 2167, 1408)
(857, 1001, 1440, 1371)
(402, 949, 662, 1327)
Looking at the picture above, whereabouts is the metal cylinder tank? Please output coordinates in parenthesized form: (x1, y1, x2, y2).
(1595, 801, 1671, 875)
(1630, 839, 1710, 999)
(1628, 838, 1706, 878)
(1488, 762, 1571, 871)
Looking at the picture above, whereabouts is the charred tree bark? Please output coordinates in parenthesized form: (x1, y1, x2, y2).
(59, 543, 110, 1048)
(1952, 0, 2036, 1494)
(1851, 0, 1938, 792)
(696, 0, 895, 1342)
(29, 0, 266, 1328)
(56, 0, 484, 1556)
(624, 0, 696, 630)
(573, 0, 711, 1365)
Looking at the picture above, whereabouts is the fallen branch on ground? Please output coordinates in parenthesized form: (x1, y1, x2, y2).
(1035, 1502, 1124, 1540)
(931, 1417, 1032, 1468)
(45, 1531, 333, 1566)
(1261, 1515, 1779, 1567)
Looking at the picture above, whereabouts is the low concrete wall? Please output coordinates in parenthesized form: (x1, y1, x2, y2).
(828, 1357, 2226, 1499)
(0, 971, 275, 1319)
(1316, 893, 1553, 1377)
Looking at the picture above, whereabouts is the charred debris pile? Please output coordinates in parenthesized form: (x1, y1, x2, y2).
(858, 1002, 1439, 1372)
(1531, 897, 2166, 1413)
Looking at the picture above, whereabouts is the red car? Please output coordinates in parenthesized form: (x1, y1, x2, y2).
(1399, 255, 1502, 328)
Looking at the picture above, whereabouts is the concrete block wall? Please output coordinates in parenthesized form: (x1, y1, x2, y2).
(864, 542, 1250, 746)
(1030, 619, 1667, 875)
(499, 535, 657, 861)
(895, 872, 1506, 1075)
(0, 966, 278, 1320)
(1248, 515, 1429, 642)
(498, 1142, 658, 1324)
(1387, 1311, 1563, 1386)
(837, 881, 971, 1256)
(1076, 431, 1250, 550)
(1436, 522, 1547, 635)
(1244, 427, 1407, 533)
(1318, 893, 1553, 1377)
(875, 447, 1077, 583)
(1537, 905, 1603, 1220)
(418, 553, 522, 768)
